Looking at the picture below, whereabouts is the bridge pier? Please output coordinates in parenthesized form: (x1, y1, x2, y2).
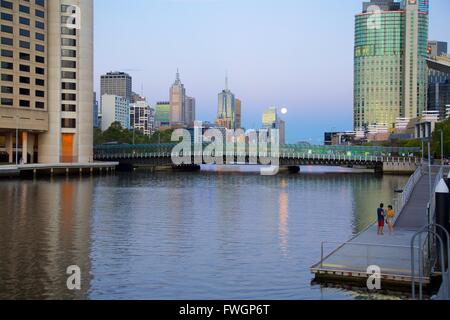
(172, 165, 201, 173)
(117, 163, 134, 172)
(287, 166, 300, 174)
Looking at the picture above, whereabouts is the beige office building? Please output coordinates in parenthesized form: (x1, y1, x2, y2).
(0, 0, 93, 164)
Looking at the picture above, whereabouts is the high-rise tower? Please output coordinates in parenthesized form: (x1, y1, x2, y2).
(169, 69, 186, 125)
(216, 76, 236, 130)
(353, 0, 429, 131)
(0, 0, 94, 163)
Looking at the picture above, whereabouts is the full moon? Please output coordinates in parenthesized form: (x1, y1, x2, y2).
(281, 108, 288, 115)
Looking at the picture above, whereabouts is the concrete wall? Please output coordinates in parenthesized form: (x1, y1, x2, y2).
(383, 162, 419, 174)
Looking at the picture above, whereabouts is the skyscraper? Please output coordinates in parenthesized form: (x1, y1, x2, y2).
(130, 99, 154, 136)
(100, 71, 132, 103)
(235, 98, 242, 129)
(0, 0, 94, 164)
(155, 102, 170, 128)
(101, 95, 130, 131)
(169, 70, 186, 125)
(216, 76, 236, 130)
(184, 96, 196, 127)
(428, 41, 448, 58)
(353, 0, 429, 131)
(262, 107, 286, 144)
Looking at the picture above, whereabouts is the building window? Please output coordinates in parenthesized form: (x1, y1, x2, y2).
(19, 52, 30, 60)
(1, 98, 13, 106)
(61, 49, 76, 57)
(19, 40, 30, 49)
(35, 78, 44, 86)
(35, 21, 44, 29)
(19, 88, 30, 95)
(1, 1, 13, 10)
(62, 82, 76, 90)
(35, 32, 44, 41)
(61, 27, 76, 36)
(61, 38, 76, 47)
(35, 101, 45, 109)
(1, 13, 13, 22)
(62, 104, 76, 112)
(19, 64, 30, 72)
(1, 37, 13, 46)
(1, 74, 13, 81)
(1, 49, 13, 57)
(1, 61, 13, 69)
(1, 86, 13, 94)
(19, 29, 30, 37)
(19, 5, 30, 14)
(35, 55, 45, 63)
(61, 118, 76, 128)
(61, 71, 76, 79)
(35, 44, 45, 52)
(19, 100, 30, 107)
(19, 17, 30, 26)
(1, 24, 13, 33)
(35, 10, 45, 18)
(19, 76, 30, 84)
(61, 60, 76, 68)
(62, 93, 76, 101)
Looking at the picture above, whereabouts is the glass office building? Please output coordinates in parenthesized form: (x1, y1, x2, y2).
(353, 0, 429, 131)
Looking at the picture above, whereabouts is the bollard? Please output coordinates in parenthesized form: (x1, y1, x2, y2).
(436, 179, 450, 270)
(446, 171, 450, 190)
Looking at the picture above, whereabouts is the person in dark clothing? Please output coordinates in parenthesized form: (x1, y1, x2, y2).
(377, 203, 386, 235)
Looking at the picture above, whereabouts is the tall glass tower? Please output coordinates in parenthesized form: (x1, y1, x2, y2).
(353, 0, 429, 131)
(216, 76, 236, 130)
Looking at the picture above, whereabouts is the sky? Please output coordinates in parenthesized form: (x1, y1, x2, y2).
(94, 0, 450, 144)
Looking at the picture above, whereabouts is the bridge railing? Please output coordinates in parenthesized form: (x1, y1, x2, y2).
(394, 167, 423, 220)
(94, 143, 421, 162)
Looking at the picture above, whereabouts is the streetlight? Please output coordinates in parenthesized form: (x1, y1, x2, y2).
(15, 116, 19, 165)
(440, 129, 444, 167)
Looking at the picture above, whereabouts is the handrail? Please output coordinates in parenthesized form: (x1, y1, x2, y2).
(411, 224, 450, 300)
(430, 167, 444, 223)
(393, 167, 423, 224)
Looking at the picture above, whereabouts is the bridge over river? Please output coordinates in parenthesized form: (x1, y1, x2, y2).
(94, 143, 421, 174)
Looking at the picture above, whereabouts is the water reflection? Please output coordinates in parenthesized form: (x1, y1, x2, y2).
(278, 179, 289, 256)
(0, 171, 409, 299)
(0, 177, 93, 299)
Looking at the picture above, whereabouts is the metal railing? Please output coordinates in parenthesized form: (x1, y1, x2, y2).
(94, 143, 421, 157)
(411, 224, 450, 300)
(394, 167, 423, 220)
(429, 167, 444, 224)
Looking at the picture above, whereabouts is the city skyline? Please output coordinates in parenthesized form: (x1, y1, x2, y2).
(93, 0, 450, 144)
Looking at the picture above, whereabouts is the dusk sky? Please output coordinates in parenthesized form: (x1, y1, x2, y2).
(94, 0, 450, 144)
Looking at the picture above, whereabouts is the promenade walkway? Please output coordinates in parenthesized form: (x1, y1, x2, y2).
(311, 167, 446, 289)
(0, 162, 118, 177)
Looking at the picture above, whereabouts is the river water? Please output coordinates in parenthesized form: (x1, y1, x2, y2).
(0, 167, 409, 300)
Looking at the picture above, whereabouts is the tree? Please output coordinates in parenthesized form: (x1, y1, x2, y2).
(94, 122, 176, 145)
(431, 118, 450, 159)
